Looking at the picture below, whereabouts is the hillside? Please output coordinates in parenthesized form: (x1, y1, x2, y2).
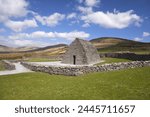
(90, 37, 150, 53)
(0, 45, 39, 52)
(0, 37, 150, 60)
(0, 44, 68, 60)
(28, 44, 67, 52)
(0, 44, 68, 53)
(31, 44, 68, 56)
(0, 45, 15, 52)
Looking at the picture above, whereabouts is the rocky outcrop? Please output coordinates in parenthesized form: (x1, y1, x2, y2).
(21, 61, 150, 76)
(1, 60, 15, 70)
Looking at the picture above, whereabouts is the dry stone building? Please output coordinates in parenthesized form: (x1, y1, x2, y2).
(62, 38, 100, 65)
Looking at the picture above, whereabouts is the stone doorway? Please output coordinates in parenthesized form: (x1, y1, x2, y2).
(73, 55, 76, 65)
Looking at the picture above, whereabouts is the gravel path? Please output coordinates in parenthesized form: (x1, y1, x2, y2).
(0, 62, 32, 76)
(29, 61, 94, 67)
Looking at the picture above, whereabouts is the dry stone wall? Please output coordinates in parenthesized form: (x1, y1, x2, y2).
(21, 61, 150, 76)
(2, 60, 15, 70)
(99, 53, 150, 61)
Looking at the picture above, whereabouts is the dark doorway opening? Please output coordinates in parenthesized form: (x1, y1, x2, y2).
(73, 55, 76, 65)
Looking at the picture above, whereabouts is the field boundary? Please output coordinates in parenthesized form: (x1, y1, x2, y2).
(99, 53, 150, 61)
(21, 61, 150, 76)
(1, 60, 16, 70)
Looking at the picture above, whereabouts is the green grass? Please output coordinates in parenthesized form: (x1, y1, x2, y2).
(27, 58, 58, 62)
(96, 57, 132, 65)
(0, 66, 150, 100)
(0, 61, 5, 71)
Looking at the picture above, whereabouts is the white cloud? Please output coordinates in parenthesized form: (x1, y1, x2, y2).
(9, 31, 90, 40)
(81, 10, 142, 29)
(143, 32, 150, 37)
(77, 0, 100, 14)
(67, 13, 77, 19)
(13, 39, 33, 46)
(35, 13, 65, 27)
(82, 23, 90, 27)
(78, 0, 100, 7)
(13, 39, 49, 47)
(134, 37, 143, 41)
(85, 0, 100, 7)
(0, 0, 28, 22)
(5, 19, 38, 32)
(77, 0, 142, 29)
(0, 36, 49, 47)
(77, 6, 93, 14)
(134, 32, 150, 42)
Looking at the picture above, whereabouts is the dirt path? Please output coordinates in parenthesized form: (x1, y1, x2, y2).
(0, 62, 32, 76)
(31, 61, 95, 67)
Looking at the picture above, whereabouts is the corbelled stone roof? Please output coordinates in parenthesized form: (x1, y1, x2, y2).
(61, 38, 100, 65)
(75, 38, 97, 54)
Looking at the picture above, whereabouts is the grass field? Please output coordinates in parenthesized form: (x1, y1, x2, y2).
(97, 57, 132, 65)
(0, 66, 150, 100)
(27, 58, 58, 62)
(26, 57, 131, 64)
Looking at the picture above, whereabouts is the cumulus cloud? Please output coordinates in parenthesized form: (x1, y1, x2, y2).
(35, 13, 65, 27)
(0, 0, 28, 22)
(134, 37, 143, 41)
(77, 0, 100, 14)
(0, 36, 50, 47)
(11, 39, 48, 47)
(134, 32, 150, 42)
(13, 39, 33, 46)
(81, 10, 142, 29)
(5, 19, 38, 32)
(82, 23, 90, 27)
(9, 31, 90, 40)
(85, 0, 100, 7)
(67, 13, 77, 19)
(143, 32, 150, 37)
(13, 39, 50, 47)
(77, 6, 93, 14)
(78, 0, 100, 7)
(77, 0, 142, 29)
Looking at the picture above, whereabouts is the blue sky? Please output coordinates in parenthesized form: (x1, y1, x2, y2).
(0, 0, 150, 47)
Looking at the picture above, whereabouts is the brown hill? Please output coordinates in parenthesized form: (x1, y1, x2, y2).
(0, 45, 15, 52)
(0, 44, 68, 60)
(0, 37, 149, 57)
(0, 45, 39, 52)
(90, 37, 150, 53)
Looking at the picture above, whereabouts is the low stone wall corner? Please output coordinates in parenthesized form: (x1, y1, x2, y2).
(2, 60, 15, 70)
(21, 60, 150, 76)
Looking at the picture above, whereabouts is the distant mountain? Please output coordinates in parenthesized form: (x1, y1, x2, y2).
(17, 46, 39, 51)
(27, 44, 68, 52)
(0, 45, 15, 52)
(0, 45, 39, 52)
(0, 37, 150, 54)
(0, 43, 68, 57)
(90, 37, 150, 53)
(29, 44, 68, 56)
